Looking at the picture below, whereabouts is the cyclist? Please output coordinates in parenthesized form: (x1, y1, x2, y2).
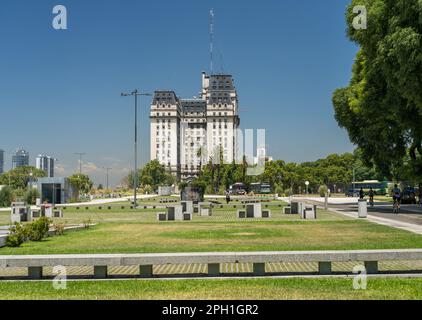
(359, 188, 365, 200)
(392, 184, 402, 213)
(368, 188, 375, 207)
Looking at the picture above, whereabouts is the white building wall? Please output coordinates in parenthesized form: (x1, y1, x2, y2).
(150, 73, 240, 180)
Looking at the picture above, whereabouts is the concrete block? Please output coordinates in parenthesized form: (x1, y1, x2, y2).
(167, 205, 183, 221)
(28, 266, 43, 279)
(183, 213, 192, 221)
(208, 263, 220, 276)
(262, 210, 271, 218)
(181, 201, 194, 214)
(140, 265, 153, 278)
(53, 210, 63, 218)
(253, 263, 266, 276)
(318, 262, 332, 275)
(291, 202, 299, 214)
(364, 261, 378, 274)
(94, 266, 108, 279)
(157, 212, 167, 221)
(303, 206, 316, 220)
(198, 203, 212, 216)
(237, 210, 246, 218)
(283, 207, 291, 214)
(200, 208, 212, 217)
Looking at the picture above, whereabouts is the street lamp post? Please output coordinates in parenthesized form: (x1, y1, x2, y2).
(353, 166, 356, 197)
(121, 90, 152, 208)
(305, 181, 310, 195)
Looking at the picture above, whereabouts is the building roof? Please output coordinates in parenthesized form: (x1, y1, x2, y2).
(180, 99, 206, 112)
(152, 91, 179, 105)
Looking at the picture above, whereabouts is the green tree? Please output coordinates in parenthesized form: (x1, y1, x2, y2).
(0, 186, 14, 207)
(139, 160, 168, 190)
(333, 0, 422, 180)
(68, 174, 93, 198)
(0, 166, 46, 190)
(24, 188, 40, 205)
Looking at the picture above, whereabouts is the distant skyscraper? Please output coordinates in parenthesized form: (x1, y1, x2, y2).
(36, 155, 55, 177)
(12, 149, 29, 169)
(0, 149, 4, 174)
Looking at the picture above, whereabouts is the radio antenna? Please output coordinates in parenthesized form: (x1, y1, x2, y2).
(210, 9, 214, 75)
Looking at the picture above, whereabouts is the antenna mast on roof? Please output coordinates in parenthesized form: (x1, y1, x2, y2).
(210, 8, 214, 75)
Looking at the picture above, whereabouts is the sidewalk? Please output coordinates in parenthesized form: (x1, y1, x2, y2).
(283, 196, 422, 235)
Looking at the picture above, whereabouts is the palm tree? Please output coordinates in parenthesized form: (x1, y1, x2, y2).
(241, 155, 248, 183)
(197, 146, 205, 174)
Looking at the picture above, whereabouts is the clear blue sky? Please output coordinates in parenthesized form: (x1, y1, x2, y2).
(0, 0, 358, 187)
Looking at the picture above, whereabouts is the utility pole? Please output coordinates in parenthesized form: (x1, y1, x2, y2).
(102, 167, 112, 190)
(121, 90, 152, 208)
(74, 153, 86, 175)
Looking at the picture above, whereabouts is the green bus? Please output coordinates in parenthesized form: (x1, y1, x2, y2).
(347, 180, 389, 196)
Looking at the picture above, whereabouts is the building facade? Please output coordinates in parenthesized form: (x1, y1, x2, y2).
(0, 149, 4, 174)
(150, 73, 240, 180)
(12, 148, 29, 169)
(29, 177, 75, 204)
(36, 155, 55, 177)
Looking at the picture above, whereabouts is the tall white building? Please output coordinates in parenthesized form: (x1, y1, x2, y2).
(36, 155, 55, 178)
(150, 72, 240, 180)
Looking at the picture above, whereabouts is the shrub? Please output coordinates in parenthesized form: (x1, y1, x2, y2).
(24, 188, 40, 205)
(53, 222, 65, 236)
(83, 219, 92, 228)
(318, 185, 329, 197)
(0, 186, 14, 207)
(5, 223, 27, 247)
(27, 217, 51, 241)
(284, 188, 293, 197)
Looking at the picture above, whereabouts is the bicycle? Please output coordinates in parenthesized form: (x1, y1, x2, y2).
(393, 198, 401, 214)
(369, 197, 374, 207)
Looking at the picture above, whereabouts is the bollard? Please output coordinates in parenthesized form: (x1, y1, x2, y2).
(358, 199, 367, 218)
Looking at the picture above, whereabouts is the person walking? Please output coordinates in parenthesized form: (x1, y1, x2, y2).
(225, 190, 231, 205)
(368, 188, 375, 207)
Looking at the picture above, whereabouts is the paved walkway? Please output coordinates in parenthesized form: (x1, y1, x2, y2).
(286, 196, 422, 235)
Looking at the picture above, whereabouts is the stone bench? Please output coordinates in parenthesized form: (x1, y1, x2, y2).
(2, 249, 422, 279)
(283, 207, 291, 214)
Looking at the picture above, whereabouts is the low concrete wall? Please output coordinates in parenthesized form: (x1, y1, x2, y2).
(2, 249, 422, 279)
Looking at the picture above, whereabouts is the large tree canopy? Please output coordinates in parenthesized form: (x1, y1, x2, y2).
(333, 0, 422, 181)
(0, 166, 46, 190)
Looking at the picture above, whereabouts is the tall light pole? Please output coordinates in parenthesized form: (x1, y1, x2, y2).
(74, 153, 86, 175)
(121, 90, 152, 208)
(102, 167, 112, 190)
(353, 166, 356, 196)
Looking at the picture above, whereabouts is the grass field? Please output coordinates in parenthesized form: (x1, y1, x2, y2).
(2, 198, 422, 300)
(1, 277, 422, 300)
(2, 210, 422, 254)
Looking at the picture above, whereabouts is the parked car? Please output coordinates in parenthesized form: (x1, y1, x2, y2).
(230, 183, 247, 195)
(401, 187, 417, 204)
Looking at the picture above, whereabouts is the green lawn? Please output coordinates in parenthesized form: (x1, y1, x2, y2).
(1, 277, 422, 300)
(2, 215, 422, 255)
